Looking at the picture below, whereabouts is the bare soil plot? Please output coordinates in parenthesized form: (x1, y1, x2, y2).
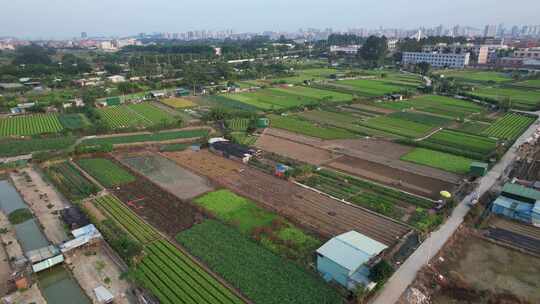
(487, 216, 540, 255)
(265, 128, 460, 184)
(118, 152, 214, 200)
(327, 156, 454, 199)
(255, 134, 338, 165)
(323, 138, 412, 159)
(108, 157, 205, 237)
(263, 128, 324, 146)
(436, 235, 540, 303)
(163, 150, 410, 246)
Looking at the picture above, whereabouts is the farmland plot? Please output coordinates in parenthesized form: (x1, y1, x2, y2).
(81, 129, 209, 146)
(93, 195, 160, 243)
(98, 103, 177, 130)
(177, 220, 342, 304)
(90, 195, 244, 304)
(135, 239, 244, 304)
(332, 78, 418, 97)
(360, 115, 434, 138)
(0, 136, 77, 157)
(377, 95, 484, 119)
(0, 114, 63, 137)
(45, 161, 100, 201)
(160, 97, 195, 108)
(164, 150, 410, 246)
(194, 190, 321, 263)
(225, 86, 353, 110)
(268, 115, 357, 139)
(77, 158, 136, 187)
(300, 170, 442, 231)
(473, 86, 540, 110)
(422, 129, 497, 159)
(482, 112, 536, 141)
(401, 148, 473, 174)
(119, 153, 214, 200)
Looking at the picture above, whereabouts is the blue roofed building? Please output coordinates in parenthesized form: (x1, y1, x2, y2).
(491, 183, 540, 226)
(316, 231, 388, 291)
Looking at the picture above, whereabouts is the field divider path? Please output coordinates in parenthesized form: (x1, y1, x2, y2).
(294, 181, 416, 231)
(414, 127, 443, 142)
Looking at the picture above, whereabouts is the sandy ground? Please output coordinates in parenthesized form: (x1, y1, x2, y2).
(0, 243, 11, 297)
(2, 284, 47, 304)
(67, 245, 134, 304)
(0, 210, 23, 260)
(10, 168, 68, 245)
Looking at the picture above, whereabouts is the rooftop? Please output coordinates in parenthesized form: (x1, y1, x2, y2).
(317, 231, 387, 274)
(502, 183, 540, 201)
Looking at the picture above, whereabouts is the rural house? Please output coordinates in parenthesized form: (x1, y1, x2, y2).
(316, 231, 388, 291)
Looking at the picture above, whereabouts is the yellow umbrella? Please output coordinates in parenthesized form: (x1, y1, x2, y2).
(440, 191, 452, 199)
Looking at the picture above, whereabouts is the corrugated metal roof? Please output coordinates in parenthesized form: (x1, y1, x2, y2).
(470, 161, 488, 168)
(493, 196, 533, 211)
(316, 231, 388, 273)
(502, 183, 540, 201)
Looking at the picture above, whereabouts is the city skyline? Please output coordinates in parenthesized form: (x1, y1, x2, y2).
(1, 0, 540, 39)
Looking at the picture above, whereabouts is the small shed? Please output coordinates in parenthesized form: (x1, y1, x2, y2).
(501, 183, 540, 204)
(176, 87, 190, 96)
(256, 118, 270, 128)
(94, 286, 114, 304)
(470, 162, 488, 177)
(491, 196, 535, 224)
(316, 231, 387, 290)
(105, 97, 121, 106)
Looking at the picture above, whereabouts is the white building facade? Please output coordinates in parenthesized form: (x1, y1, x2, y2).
(402, 52, 470, 68)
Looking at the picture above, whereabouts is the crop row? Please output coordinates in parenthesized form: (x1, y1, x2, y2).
(425, 129, 497, 156)
(225, 119, 251, 131)
(482, 113, 536, 140)
(360, 115, 433, 138)
(0, 114, 64, 137)
(176, 220, 342, 304)
(135, 240, 243, 304)
(45, 161, 100, 201)
(301, 169, 433, 207)
(93, 195, 160, 243)
(98, 103, 176, 130)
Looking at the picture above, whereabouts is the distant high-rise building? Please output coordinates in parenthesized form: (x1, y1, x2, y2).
(484, 25, 497, 37)
(81, 32, 87, 39)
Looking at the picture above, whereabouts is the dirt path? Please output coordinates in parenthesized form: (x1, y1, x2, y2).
(2, 284, 47, 304)
(10, 168, 69, 245)
(0, 240, 11, 297)
(414, 127, 442, 142)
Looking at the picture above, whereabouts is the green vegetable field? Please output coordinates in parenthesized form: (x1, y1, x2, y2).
(177, 220, 342, 304)
(0, 114, 64, 136)
(299, 169, 438, 231)
(81, 129, 209, 146)
(421, 129, 497, 159)
(93, 195, 160, 243)
(269, 114, 357, 139)
(97, 103, 177, 129)
(45, 162, 100, 201)
(224, 86, 353, 110)
(0, 136, 77, 157)
(92, 195, 243, 304)
(194, 190, 320, 263)
(401, 148, 473, 174)
(135, 239, 244, 304)
(77, 158, 135, 187)
(482, 112, 536, 140)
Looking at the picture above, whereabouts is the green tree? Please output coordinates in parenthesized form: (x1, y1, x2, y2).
(359, 36, 388, 67)
(369, 260, 394, 284)
(13, 44, 53, 65)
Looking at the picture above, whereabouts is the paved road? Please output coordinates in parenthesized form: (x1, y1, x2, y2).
(371, 112, 540, 304)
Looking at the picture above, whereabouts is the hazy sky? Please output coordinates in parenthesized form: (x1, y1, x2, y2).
(1, 0, 539, 39)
